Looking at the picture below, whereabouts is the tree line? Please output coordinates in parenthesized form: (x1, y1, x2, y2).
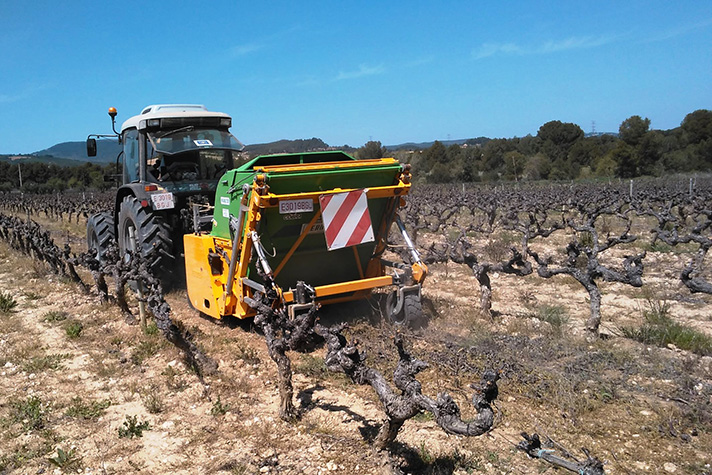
(358, 109, 712, 183)
(0, 161, 115, 193)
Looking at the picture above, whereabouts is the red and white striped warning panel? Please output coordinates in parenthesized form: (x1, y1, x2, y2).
(319, 189, 374, 250)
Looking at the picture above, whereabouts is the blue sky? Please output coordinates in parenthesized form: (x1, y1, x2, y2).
(1, 1, 711, 154)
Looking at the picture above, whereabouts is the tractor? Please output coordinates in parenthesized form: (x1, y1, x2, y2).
(86, 104, 245, 287)
(87, 105, 428, 325)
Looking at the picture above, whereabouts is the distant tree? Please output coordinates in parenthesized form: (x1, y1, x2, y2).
(429, 162, 454, 183)
(503, 151, 525, 181)
(619, 115, 650, 147)
(523, 153, 552, 181)
(423, 141, 447, 170)
(357, 140, 388, 159)
(515, 134, 539, 157)
(637, 130, 663, 176)
(537, 121, 584, 147)
(681, 109, 712, 144)
(537, 121, 584, 167)
(611, 142, 636, 178)
(594, 154, 617, 177)
(481, 138, 515, 174)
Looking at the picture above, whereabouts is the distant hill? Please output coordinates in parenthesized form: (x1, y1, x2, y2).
(34, 140, 121, 163)
(4, 136, 497, 167)
(386, 137, 490, 150)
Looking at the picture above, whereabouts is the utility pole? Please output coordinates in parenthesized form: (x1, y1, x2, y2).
(18, 163, 23, 189)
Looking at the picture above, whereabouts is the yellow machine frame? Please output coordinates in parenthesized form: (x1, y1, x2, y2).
(184, 163, 427, 320)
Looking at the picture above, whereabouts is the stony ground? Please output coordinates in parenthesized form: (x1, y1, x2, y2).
(0, 221, 711, 474)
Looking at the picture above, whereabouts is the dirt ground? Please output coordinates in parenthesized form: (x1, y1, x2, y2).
(1, 225, 711, 474)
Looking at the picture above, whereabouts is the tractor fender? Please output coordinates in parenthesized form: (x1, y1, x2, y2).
(113, 184, 158, 232)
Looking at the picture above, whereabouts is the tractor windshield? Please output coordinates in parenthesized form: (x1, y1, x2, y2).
(146, 128, 244, 183)
(147, 128, 244, 155)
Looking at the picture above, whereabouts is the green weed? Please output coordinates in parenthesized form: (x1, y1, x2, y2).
(236, 343, 261, 365)
(47, 447, 82, 471)
(10, 395, 47, 431)
(162, 365, 187, 391)
(210, 395, 230, 416)
(130, 339, 162, 365)
(65, 397, 111, 420)
(22, 353, 69, 373)
(64, 320, 83, 339)
(141, 389, 164, 414)
(21, 291, 43, 301)
(143, 321, 159, 336)
(294, 353, 328, 378)
(118, 415, 150, 439)
(418, 441, 434, 464)
(43, 310, 68, 322)
(0, 290, 18, 313)
(537, 304, 569, 333)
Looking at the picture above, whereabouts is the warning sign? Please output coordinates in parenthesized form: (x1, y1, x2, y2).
(319, 189, 374, 250)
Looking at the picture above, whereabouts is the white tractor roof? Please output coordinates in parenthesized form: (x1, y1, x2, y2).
(120, 104, 232, 133)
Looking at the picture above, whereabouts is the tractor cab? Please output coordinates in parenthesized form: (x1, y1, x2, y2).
(85, 104, 245, 289)
(117, 104, 245, 195)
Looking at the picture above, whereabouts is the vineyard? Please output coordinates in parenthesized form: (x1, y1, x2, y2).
(0, 177, 711, 474)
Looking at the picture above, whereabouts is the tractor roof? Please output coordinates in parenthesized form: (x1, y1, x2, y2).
(120, 104, 232, 133)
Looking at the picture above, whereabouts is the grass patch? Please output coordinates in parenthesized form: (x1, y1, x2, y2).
(412, 410, 434, 422)
(0, 290, 18, 313)
(162, 365, 188, 391)
(43, 310, 69, 322)
(21, 290, 43, 301)
(9, 395, 47, 431)
(141, 388, 164, 414)
(622, 300, 712, 356)
(65, 397, 111, 420)
(130, 339, 162, 365)
(294, 353, 331, 379)
(0, 429, 59, 472)
(64, 320, 83, 339)
(537, 304, 569, 331)
(22, 353, 70, 373)
(143, 321, 159, 336)
(644, 240, 673, 253)
(236, 343, 261, 365)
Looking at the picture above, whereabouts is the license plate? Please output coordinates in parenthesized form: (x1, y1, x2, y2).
(279, 199, 313, 214)
(150, 192, 175, 210)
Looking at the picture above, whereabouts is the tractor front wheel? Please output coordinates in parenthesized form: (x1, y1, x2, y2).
(118, 195, 175, 289)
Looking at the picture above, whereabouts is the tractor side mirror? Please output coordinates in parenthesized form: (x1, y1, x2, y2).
(87, 138, 97, 157)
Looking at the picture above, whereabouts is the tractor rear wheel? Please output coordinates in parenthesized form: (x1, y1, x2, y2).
(86, 212, 114, 263)
(118, 195, 175, 289)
